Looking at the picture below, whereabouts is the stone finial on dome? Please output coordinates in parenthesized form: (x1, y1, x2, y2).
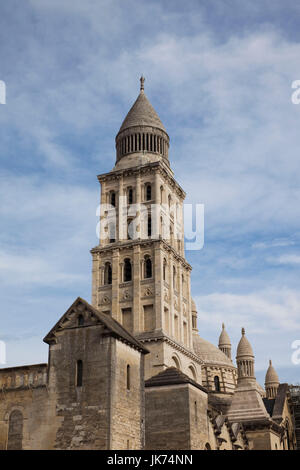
(140, 75, 145, 91)
(265, 359, 280, 399)
(237, 327, 254, 358)
(236, 327, 255, 384)
(218, 323, 232, 360)
(218, 323, 231, 347)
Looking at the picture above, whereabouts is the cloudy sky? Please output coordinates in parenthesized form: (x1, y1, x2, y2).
(0, 0, 300, 385)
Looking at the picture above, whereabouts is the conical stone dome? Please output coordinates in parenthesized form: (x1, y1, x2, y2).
(115, 77, 169, 164)
(236, 327, 254, 358)
(118, 88, 166, 134)
(218, 323, 231, 347)
(265, 360, 279, 385)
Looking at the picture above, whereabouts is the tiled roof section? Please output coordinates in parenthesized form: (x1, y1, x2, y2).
(263, 398, 275, 416)
(145, 367, 207, 393)
(0, 363, 47, 372)
(118, 91, 166, 134)
(43, 297, 149, 354)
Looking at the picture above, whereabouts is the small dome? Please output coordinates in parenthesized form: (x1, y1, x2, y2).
(218, 323, 231, 347)
(265, 360, 279, 385)
(193, 334, 233, 366)
(236, 328, 254, 358)
(191, 299, 197, 314)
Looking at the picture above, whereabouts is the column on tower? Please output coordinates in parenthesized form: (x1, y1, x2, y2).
(91, 252, 99, 307)
(118, 175, 124, 242)
(112, 249, 121, 323)
(154, 244, 163, 330)
(133, 245, 141, 332)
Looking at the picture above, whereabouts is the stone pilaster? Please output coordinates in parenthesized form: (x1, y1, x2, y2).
(112, 249, 120, 322)
(133, 245, 141, 332)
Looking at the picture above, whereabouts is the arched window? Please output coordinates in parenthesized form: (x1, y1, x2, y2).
(78, 314, 84, 327)
(7, 410, 23, 450)
(214, 375, 220, 392)
(189, 366, 197, 382)
(126, 365, 131, 390)
(168, 194, 171, 209)
(173, 266, 176, 290)
(124, 258, 132, 282)
(205, 443, 211, 450)
(147, 214, 152, 237)
(172, 356, 181, 370)
(144, 256, 152, 279)
(146, 184, 152, 201)
(160, 186, 163, 204)
(110, 191, 116, 207)
(104, 262, 112, 285)
(163, 258, 167, 281)
(76, 360, 83, 387)
(128, 188, 133, 205)
(108, 221, 116, 243)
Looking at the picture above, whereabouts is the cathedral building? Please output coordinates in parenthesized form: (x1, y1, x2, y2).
(0, 78, 297, 450)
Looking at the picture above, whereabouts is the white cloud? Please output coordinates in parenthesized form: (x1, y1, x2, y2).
(194, 288, 300, 334)
(268, 254, 300, 265)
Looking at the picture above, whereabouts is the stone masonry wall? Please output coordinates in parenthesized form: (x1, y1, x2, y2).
(48, 325, 112, 450)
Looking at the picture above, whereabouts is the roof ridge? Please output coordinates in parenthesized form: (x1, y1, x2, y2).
(43, 297, 149, 354)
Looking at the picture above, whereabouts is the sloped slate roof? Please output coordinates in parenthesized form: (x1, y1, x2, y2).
(43, 297, 149, 354)
(145, 367, 207, 393)
(263, 398, 275, 416)
(272, 383, 289, 419)
(118, 90, 166, 134)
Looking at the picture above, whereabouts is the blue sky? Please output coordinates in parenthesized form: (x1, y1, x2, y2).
(0, 0, 300, 386)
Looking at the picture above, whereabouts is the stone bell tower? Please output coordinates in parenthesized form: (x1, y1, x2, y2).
(91, 78, 202, 382)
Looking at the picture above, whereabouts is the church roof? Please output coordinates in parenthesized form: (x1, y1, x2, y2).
(265, 360, 279, 385)
(43, 297, 149, 354)
(236, 328, 254, 358)
(118, 79, 166, 135)
(145, 367, 207, 393)
(218, 323, 231, 347)
(272, 383, 289, 420)
(193, 334, 233, 366)
(263, 397, 276, 416)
